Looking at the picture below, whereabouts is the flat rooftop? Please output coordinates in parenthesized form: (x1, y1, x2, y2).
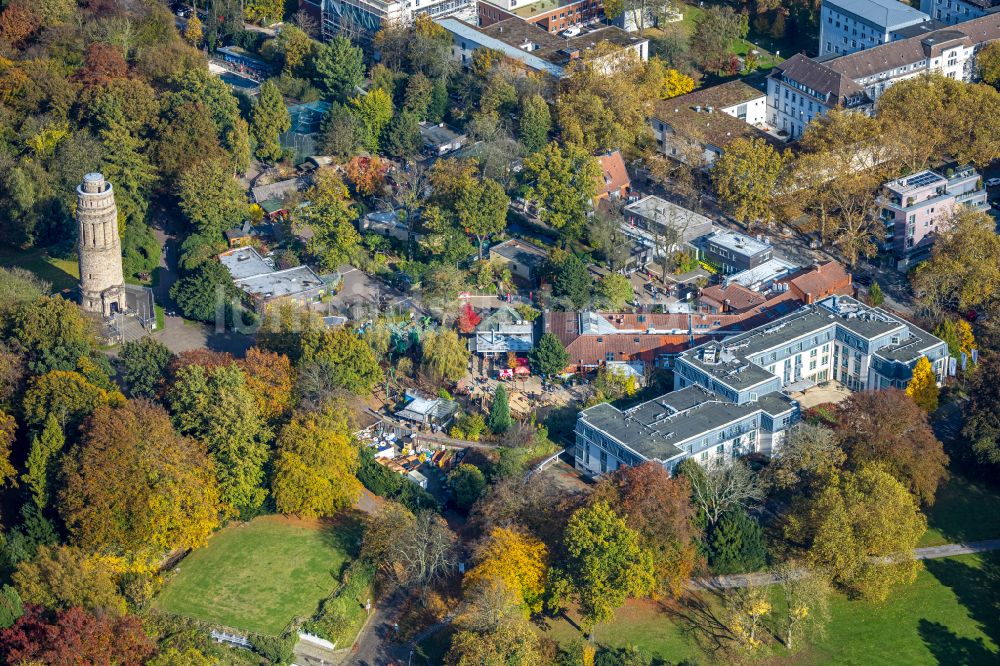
(234, 265, 325, 299)
(624, 195, 713, 232)
(705, 229, 771, 257)
(477, 18, 646, 66)
(825, 0, 929, 27)
(220, 247, 272, 280)
(884, 170, 947, 195)
(579, 385, 796, 461)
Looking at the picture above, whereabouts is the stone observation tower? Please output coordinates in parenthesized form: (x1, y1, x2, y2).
(77, 172, 126, 317)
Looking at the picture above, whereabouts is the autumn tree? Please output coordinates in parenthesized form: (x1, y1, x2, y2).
(13, 545, 125, 615)
(119, 336, 172, 399)
(421, 328, 470, 383)
(344, 155, 388, 196)
(2, 295, 95, 375)
(596, 273, 634, 310)
(238, 347, 295, 423)
(464, 528, 548, 615)
(177, 157, 248, 236)
(22, 371, 116, 430)
(691, 6, 747, 73)
(906, 357, 940, 415)
(979, 41, 1000, 87)
(677, 459, 764, 528)
(772, 562, 832, 652)
(183, 15, 203, 46)
(711, 137, 785, 228)
(0, 605, 154, 665)
(934, 318, 976, 362)
(787, 465, 926, 602)
(592, 463, 699, 598)
(298, 325, 384, 399)
(362, 504, 457, 598)
(349, 88, 393, 153)
(0, 410, 15, 491)
(60, 401, 222, 562)
(724, 585, 772, 652)
(911, 207, 1000, 316)
(457, 302, 481, 334)
(292, 167, 361, 271)
(522, 142, 600, 239)
(299, 167, 362, 271)
(446, 604, 543, 666)
(168, 364, 269, 516)
(459, 178, 509, 260)
(764, 422, 845, 494)
(549, 501, 655, 630)
(835, 388, 946, 505)
(272, 407, 362, 517)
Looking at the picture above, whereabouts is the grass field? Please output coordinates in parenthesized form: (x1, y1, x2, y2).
(0, 246, 79, 291)
(921, 474, 1000, 547)
(154, 515, 361, 636)
(534, 553, 1000, 665)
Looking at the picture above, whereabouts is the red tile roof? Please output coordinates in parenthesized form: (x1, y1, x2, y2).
(595, 150, 630, 200)
(699, 283, 768, 313)
(778, 261, 853, 304)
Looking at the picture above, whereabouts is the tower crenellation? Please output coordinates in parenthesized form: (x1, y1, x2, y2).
(77, 172, 126, 317)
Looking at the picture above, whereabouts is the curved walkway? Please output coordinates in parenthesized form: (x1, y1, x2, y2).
(691, 538, 1000, 590)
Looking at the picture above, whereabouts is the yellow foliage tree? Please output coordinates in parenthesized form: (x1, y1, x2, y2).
(464, 528, 548, 615)
(906, 356, 939, 413)
(183, 16, 202, 47)
(660, 68, 695, 99)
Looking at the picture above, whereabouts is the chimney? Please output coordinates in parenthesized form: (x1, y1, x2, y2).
(723, 298, 731, 313)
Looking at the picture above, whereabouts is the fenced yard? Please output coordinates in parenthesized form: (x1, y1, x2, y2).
(154, 515, 362, 636)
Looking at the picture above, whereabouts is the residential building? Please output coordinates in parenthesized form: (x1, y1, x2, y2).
(819, 0, 933, 56)
(723, 257, 800, 292)
(675, 295, 948, 397)
(544, 310, 753, 374)
(700, 229, 774, 275)
(395, 391, 459, 428)
(768, 12, 1000, 138)
(594, 150, 631, 202)
(878, 166, 989, 269)
(219, 247, 330, 313)
(649, 80, 777, 167)
(921, 0, 1000, 25)
(477, 0, 604, 33)
(224, 221, 254, 248)
(437, 17, 647, 79)
(700, 261, 853, 314)
(489, 238, 549, 284)
(361, 210, 423, 243)
(309, 0, 471, 42)
(573, 294, 949, 477)
(418, 122, 467, 156)
(621, 196, 713, 268)
(471, 305, 535, 356)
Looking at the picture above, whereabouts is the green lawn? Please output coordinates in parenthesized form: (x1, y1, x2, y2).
(154, 515, 361, 636)
(538, 554, 1000, 665)
(0, 246, 79, 291)
(921, 474, 1000, 547)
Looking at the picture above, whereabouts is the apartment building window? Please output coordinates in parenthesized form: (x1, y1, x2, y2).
(716, 444, 725, 455)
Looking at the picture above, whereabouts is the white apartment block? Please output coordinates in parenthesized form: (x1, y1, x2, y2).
(574, 295, 949, 477)
(820, 0, 932, 56)
(319, 0, 471, 41)
(767, 12, 998, 138)
(921, 0, 1000, 25)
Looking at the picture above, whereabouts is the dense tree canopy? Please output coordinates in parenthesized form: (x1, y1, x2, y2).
(60, 401, 222, 562)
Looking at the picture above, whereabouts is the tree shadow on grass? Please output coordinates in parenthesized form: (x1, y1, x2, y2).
(317, 513, 365, 558)
(662, 591, 735, 657)
(918, 620, 996, 665)
(922, 552, 1000, 663)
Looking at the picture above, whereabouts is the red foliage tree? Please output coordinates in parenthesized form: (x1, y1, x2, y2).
(344, 155, 388, 197)
(457, 302, 482, 334)
(76, 43, 129, 87)
(593, 462, 701, 598)
(834, 388, 948, 506)
(0, 2, 40, 45)
(0, 605, 154, 665)
(167, 349, 235, 379)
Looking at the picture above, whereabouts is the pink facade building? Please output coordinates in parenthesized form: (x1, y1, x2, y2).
(878, 166, 989, 270)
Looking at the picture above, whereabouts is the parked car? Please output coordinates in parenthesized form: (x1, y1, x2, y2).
(985, 177, 1000, 187)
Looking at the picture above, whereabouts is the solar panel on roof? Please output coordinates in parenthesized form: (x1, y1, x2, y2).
(905, 171, 940, 188)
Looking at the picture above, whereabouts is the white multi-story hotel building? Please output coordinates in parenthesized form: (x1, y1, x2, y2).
(574, 296, 949, 477)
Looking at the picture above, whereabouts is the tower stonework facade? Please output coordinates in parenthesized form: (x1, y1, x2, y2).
(77, 172, 126, 317)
